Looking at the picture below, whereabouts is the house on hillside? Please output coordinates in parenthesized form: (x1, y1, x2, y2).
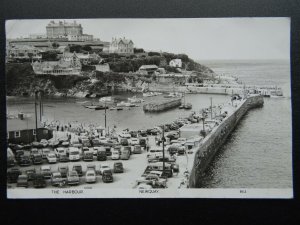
(169, 59, 182, 68)
(109, 37, 134, 55)
(6, 45, 42, 60)
(138, 65, 159, 75)
(7, 114, 53, 144)
(63, 52, 101, 65)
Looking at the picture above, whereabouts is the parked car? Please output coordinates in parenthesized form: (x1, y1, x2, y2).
(104, 146, 112, 156)
(47, 153, 57, 164)
(7, 156, 16, 167)
(132, 145, 142, 154)
(129, 131, 138, 138)
(97, 148, 107, 161)
(138, 130, 148, 137)
(119, 131, 131, 138)
(120, 148, 130, 160)
(85, 170, 96, 183)
(67, 171, 80, 185)
(113, 162, 124, 173)
(30, 148, 40, 159)
(83, 151, 94, 161)
(59, 153, 69, 162)
(32, 173, 46, 188)
(25, 168, 36, 181)
(111, 150, 120, 160)
(40, 139, 48, 147)
(136, 171, 167, 188)
(81, 138, 91, 147)
(58, 166, 69, 178)
(86, 164, 96, 172)
(61, 141, 70, 147)
(99, 163, 110, 175)
(120, 138, 129, 146)
(19, 155, 31, 166)
(32, 153, 43, 164)
(41, 165, 51, 179)
(143, 162, 173, 178)
(92, 138, 101, 147)
(41, 148, 51, 159)
(130, 138, 139, 145)
(15, 150, 25, 162)
(72, 164, 83, 176)
(17, 175, 29, 188)
(51, 172, 64, 187)
(102, 169, 113, 183)
(139, 138, 147, 147)
(7, 168, 22, 183)
(69, 147, 80, 161)
(55, 147, 66, 157)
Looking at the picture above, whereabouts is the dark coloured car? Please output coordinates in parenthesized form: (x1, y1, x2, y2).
(104, 146, 112, 156)
(102, 170, 113, 183)
(40, 165, 52, 179)
(72, 164, 83, 176)
(32, 153, 43, 164)
(7, 168, 22, 183)
(167, 145, 179, 155)
(15, 150, 25, 162)
(91, 139, 101, 147)
(7, 156, 16, 167)
(139, 138, 147, 147)
(19, 155, 31, 166)
(30, 148, 40, 159)
(133, 145, 142, 154)
(97, 148, 107, 161)
(113, 162, 124, 173)
(120, 138, 129, 146)
(139, 130, 148, 137)
(83, 151, 94, 161)
(32, 173, 46, 188)
(67, 171, 80, 185)
(177, 146, 186, 155)
(25, 168, 36, 181)
(51, 172, 64, 187)
(17, 175, 29, 188)
(129, 131, 138, 138)
(59, 153, 69, 162)
(58, 166, 69, 178)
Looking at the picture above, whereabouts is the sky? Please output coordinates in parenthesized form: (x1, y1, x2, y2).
(5, 18, 290, 61)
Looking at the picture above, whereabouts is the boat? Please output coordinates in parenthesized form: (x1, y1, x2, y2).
(164, 92, 183, 98)
(84, 105, 108, 110)
(143, 92, 155, 97)
(128, 96, 144, 103)
(116, 101, 127, 107)
(76, 101, 90, 104)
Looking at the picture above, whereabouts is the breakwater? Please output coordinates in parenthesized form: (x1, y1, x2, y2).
(143, 98, 181, 112)
(189, 94, 264, 187)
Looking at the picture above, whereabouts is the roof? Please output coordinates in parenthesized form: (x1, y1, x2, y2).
(7, 116, 42, 132)
(9, 45, 40, 51)
(112, 38, 133, 45)
(139, 65, 158, 70)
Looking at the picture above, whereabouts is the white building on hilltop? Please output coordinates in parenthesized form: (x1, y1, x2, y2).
(109, 37, 134, 54)
(169, 59, 182, 68)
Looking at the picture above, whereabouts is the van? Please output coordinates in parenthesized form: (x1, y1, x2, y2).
(120, 148, 130, 160)
(69, 147, 80, 161)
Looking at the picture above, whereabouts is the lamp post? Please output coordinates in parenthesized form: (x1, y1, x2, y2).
(34, 91, 38, 141)
(162, 126, 166, 174)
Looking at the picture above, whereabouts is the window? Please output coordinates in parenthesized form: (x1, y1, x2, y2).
(15, 131, 21, 138)
(33, 129, 36, 135)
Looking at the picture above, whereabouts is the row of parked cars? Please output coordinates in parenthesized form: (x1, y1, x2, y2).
(7, 162, 124, 188)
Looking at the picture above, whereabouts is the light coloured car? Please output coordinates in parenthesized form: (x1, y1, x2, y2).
(55, 147, 66, 157)
(67, 171, 80, 185)
(119, 131, 131, 138)
(51, 172, 63, 186)
(40, 139, 48, 147)
(111, 150, 120, 160)
(130, 138, 139, 145)
(41, 148, 51, 159)
(85, 170, 96, 183)
(47, 153, 57, 164)
(99, 163, 110, 175)
(41, 165, 51, 179)
(69, 147, 80, 161)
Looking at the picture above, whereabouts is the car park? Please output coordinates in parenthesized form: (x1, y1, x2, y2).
(72, 164, 83, 176)
(85, 170, 96, 183)
(113, 162, 124, 173)
(33, 173, 46, 188)
(97, 148, 107, 161)
(83, 151, 94, 161)
(19, 155, 31, 166)
(67, 171, 80, 185)
(132, 145, 142, 154)
(59, 153, 69, 162)
(99, 163, 110, 175)
(51, 172, 64, 187)
(41, 165, 51, 179)
(58, 166, 69, 178)
(7, 168, 22, 183)
(47, 153, 57, 163)
(111, 150, 120, 160)
(17, 175, 29, 188)
(55, 147, 66, 157)
(32, 153, 43, 164)
(102, 170, 113, 183)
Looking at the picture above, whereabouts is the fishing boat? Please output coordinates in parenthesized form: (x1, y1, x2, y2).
(84, 105, 108, 110)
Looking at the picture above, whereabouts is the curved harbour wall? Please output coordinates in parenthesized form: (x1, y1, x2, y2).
(143, 98, 181, 112)
(189, 95, 264, 188)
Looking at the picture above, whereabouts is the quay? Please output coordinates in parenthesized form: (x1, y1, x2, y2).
(143, 98, 181, 112)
